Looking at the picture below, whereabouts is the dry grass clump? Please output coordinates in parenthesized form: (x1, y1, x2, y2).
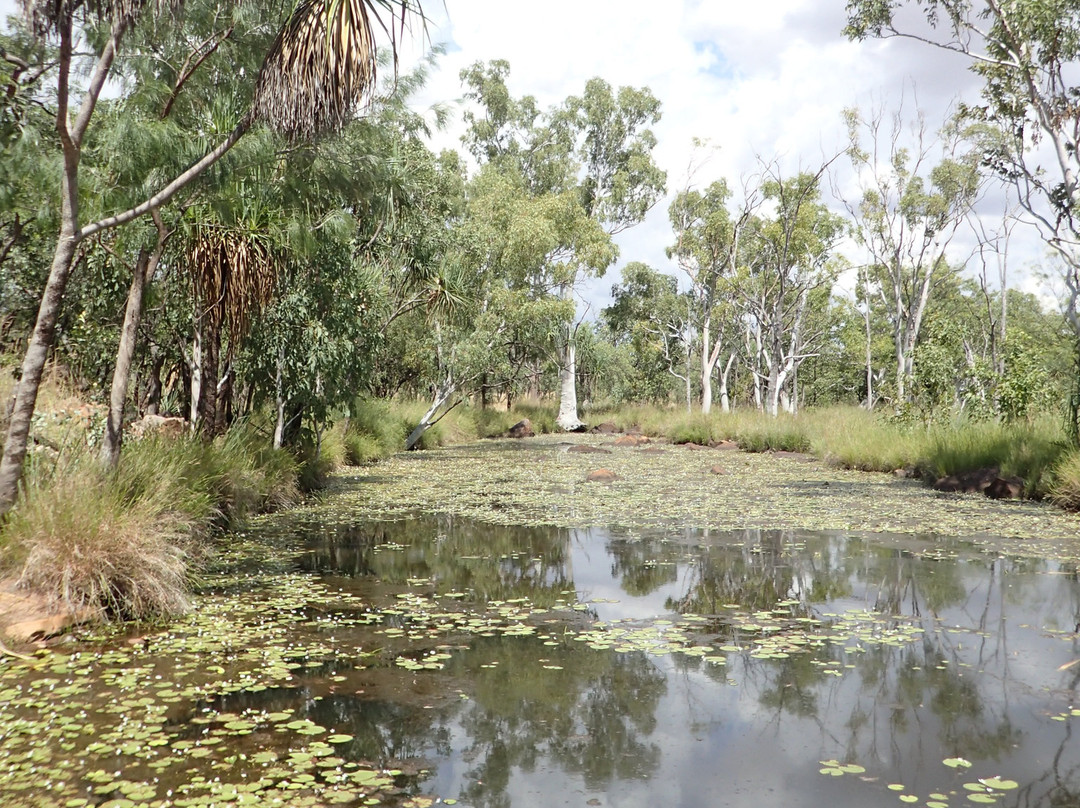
(5, 462, 200, 618)
(1049, 449, 1080, 510)
(2, 423, 303, 619)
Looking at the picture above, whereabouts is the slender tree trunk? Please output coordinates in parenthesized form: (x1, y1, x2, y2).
(406, 381, 455, 450)
(719, 353, 735, 413)
(189, 324, 202, 429)
(101, 213, 167, 467)
(199, 326, 220, 439)
(0, 231, 79, 514)
(145, 350, 163, 416)
(101, 248, 152, 467)
(273, 345, 286, 450)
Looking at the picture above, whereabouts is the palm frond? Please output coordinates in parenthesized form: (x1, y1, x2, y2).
(19, 0, 181, 36)
(189, 226, 277, 354)
(253, 0, 378, 141)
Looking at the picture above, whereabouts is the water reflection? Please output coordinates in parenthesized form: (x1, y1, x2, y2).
(273, 514, 1080, 807)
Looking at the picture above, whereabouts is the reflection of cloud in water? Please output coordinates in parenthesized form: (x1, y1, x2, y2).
(570, 528, 688, 621)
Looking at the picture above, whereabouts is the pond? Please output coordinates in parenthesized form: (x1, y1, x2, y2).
(2, 438, 1080, 808)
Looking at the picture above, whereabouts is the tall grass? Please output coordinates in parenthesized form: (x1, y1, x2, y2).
(1, 425, 303, 619)
(1049, 448, 1080, 510)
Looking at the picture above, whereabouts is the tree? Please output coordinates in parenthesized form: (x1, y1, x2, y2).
(459, 62, 664, 430)
(604, 261, 694, 408)
(844, 0, 1080, 432)
(741, 163, 845, 416)
(668, 174, 758, 413)
(0, 0, 427, 515)
(841, 103, 983, 407)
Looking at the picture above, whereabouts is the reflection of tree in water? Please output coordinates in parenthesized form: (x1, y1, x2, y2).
(453, 637, 666, 808)
(665, 529, 853, 617)
(606, 537, 679, 596)
(299, 515, 575, 604)
(727, 551, 1080, 801)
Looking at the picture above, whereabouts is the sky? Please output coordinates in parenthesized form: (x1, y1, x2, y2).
(0, 0, 1060, 315)
(394, 0, 1057, 316)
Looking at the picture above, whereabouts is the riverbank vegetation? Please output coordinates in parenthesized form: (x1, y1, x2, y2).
(5, 1, 1080, 621)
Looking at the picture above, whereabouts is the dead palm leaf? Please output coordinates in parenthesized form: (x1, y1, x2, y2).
(253, 0, 383, 140)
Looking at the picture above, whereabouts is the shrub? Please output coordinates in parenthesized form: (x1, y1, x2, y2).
(4, 454, 201, 618)
(1049, 449, 1080, 510)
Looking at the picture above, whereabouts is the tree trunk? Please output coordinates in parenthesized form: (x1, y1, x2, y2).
(0, 231, 80, 514)
(101, 247, 153, 467)
(189, 325, 202, 430)
(273, 345, 286, 450)
(556, 328, 584, 431)
(719, 353, 735, 413)
(199, 326, 220, 439)
(144, 350, 164, 416)
(406, 382, 455, 451)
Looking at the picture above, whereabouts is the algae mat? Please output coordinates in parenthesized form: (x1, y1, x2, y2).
(317, 436, 1080, 554)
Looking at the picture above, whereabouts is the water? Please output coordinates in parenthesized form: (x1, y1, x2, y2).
(279, 514, 1080, 808)
(3, 509, 1080, 807)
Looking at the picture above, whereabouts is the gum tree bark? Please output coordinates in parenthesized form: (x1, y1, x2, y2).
(100, 212, 168, 467)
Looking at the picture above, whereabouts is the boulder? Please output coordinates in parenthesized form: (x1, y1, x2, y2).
(934, 467, 999, 495)
(568, 444, 611, 454)
(681, 442, 709, 451)
(130, 414, 187, 440)
(709, 439, 739, 450)
(709, 465, 727, 475)
(614, 435, 649, 447)
(590, 422, 620, 434)
(585, 468, 617, 483)
(507, 418, 533, 438)
(986, 475, 1025, 500)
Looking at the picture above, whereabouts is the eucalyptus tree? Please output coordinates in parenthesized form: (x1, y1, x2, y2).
(459, 61, 664, 429)
(742, 164, 845, 416)
(844, 0, 1080, 432)
(668, 177, 758, 413)
(0, 0, 428, 515)
(840, 104, 983, 407)
(604, 261, 694, 409)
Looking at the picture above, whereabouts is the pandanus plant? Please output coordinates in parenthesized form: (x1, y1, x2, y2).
(0, 0, 428, 514)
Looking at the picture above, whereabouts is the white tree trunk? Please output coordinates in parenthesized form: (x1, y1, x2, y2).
(406, 382, 455, 451)
(719, 353, 735, 413)
(189, 323, 202, 430)
(557, 332, 584, 431)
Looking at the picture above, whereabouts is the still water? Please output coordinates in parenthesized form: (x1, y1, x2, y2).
(3, 509, 1080, 808)
(277, 513, 1080, 808)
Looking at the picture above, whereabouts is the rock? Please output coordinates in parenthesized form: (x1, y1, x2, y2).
(681, 442, 709, 451)
(568, 444, 611, 454)
(614, 435, 649, 447)
(0, 586, 101, 643)
(585, 468, 617, 483)
(986, 475, 1025, 500)
(130, 413, 187, 440)
(590, 422, 619, 434)
(507, 418, 533, 438)
(709, 465, 727, 475)
(934, 467, 999, 495)
(709, 439, 739, 450)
